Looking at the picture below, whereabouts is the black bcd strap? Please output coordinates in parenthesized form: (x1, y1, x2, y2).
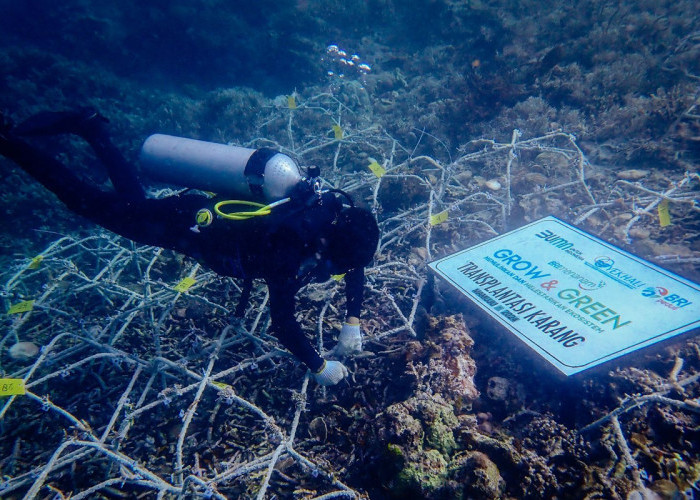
(244, 147, 278, 199)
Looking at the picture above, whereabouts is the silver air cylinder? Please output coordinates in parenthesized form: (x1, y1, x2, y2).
(140, 134, 302, 201)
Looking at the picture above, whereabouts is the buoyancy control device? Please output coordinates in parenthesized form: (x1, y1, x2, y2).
(140, 134, 302, 201)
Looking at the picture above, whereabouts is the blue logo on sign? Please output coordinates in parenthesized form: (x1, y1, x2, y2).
(594, 256, 614, 270)
(586, 256, 646, 289)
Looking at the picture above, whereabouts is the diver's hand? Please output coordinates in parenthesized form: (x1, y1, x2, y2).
(334, 322, 362, 356)
(313, 360, 348, 386)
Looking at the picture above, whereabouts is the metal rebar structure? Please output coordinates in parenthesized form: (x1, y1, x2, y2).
(1, 91, 698, 498)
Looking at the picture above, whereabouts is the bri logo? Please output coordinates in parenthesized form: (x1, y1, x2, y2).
(641, 286, 668, 299)
(641, 286, 693, 309)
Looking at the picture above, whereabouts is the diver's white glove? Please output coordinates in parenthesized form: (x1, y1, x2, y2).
(334, 322, 362, 356)
(314, 360, 348, 386)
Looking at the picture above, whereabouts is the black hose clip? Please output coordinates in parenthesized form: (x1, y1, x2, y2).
(305, 165, 323, 202)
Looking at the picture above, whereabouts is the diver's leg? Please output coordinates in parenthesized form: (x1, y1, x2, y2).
(13, 108, 105, 138)
(83, 120, 146, 201)
(14, 108, 145, 200)
(1, 128, 208, 254)
(0, 127, 109, 216)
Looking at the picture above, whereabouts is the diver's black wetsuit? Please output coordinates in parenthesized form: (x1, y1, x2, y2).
(0, 115, 364, 372)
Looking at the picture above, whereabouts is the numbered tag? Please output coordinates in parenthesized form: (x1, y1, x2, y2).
(0, 378, 26, 396)
(174, 277, 196, 293)
(430, 210, 449, 226)
(28, 255, 44, 269)
(212, 381, 232, 390)
(368, 161, 386, 178)
(331, 273, 346, 281)
(332, 125, 343, 140)
(658, 199, 671, 227)
(8, 300, 34, 315)
(287, 95, 297, 109)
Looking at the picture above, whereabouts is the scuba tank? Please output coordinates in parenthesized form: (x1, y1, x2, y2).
(140, 134, 302, 201)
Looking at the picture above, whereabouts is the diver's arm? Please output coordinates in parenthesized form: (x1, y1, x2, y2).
(344, 267, 365, 320)
(267, 278, 324, 372)
(333, 267, 365, 357)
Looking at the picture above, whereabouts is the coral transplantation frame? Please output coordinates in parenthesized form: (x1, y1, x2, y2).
(1, 89, 699, 499)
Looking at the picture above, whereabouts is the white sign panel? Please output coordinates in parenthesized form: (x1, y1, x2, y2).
(429, 216, 700, 375)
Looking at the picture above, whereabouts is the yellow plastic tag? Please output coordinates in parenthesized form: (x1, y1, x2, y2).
(8, 300, 34, 315)
(368, 161, 386, 178)
(28, 255, 44, 269)
(287, 95, 297, 109)
(658, 200, 671, 227)
(0, 378, 26, 396)
(331, 273, 346, 281)
(430, 210, 449, 226)
(212, 381, 231, 390)
(174, 277, 196, 293)
(332, 125, 343, 140)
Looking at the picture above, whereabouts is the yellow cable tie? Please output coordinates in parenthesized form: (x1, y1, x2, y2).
(28, 255, 44, 269)
(8, 300, 34, 315)
(658, 200, 671, 227)
(430, 210, 449, 226)
(174, 277, 196, 293)
(368, 161, 386, 178)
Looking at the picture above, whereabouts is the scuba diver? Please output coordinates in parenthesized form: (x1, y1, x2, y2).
(0, 108, 379, 386)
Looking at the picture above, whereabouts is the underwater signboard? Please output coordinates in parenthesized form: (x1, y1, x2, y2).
(429, 216, 700, 376)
